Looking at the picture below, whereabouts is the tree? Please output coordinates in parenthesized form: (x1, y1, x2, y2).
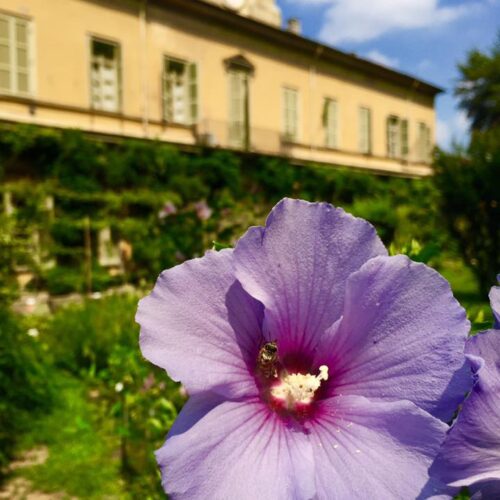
(434, 128, 500, 294)
(455, 33, 500, 131)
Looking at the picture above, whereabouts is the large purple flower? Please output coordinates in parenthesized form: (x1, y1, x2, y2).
(430, 279, 500, 499)
(137, 198, 471, 499)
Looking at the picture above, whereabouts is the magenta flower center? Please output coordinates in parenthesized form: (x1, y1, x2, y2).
(271, 366, 329, 409)
(256, 341, 329, 417)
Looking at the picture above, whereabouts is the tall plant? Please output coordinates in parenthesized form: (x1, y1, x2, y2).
(434, 128, 500, 294)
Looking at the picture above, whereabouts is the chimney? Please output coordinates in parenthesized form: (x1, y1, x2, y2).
(286, 17, 301, 35)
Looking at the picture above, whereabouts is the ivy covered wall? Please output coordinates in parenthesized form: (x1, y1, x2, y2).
(0, 124, 437, 296)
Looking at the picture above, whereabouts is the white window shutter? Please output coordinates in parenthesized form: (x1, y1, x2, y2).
(189, 62, 198, 125)
(0, 16, 9, 91)
(326, 99, 338, 148)
(387, 116, 400, 158)
(418, 123, 432, 163)
(229, 71, 245, 147)
(359, 107, 371, 154)
(283, 88, 298, 141)
(426, 126, 432, 162)
(162, 63, 172, 121)
(400, 119, 409, 157)
(90, 40, 120, 112)
(386, 117, 391, 156)
(0, 14, 32, 95)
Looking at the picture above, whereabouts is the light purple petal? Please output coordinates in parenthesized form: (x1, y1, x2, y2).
(317, 255, 471, 421)
(157, 397, 316, 500)
(234, 198, 386, 357)
(308, 395, 448, 499)
(490, 277, 500, 328)
(430, 330, 500, 491)
(136, 249, 263, 399)
(467, 328, 500, 389)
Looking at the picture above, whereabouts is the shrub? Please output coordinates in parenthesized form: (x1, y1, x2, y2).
(0, 123, 445, 294)
(41, 294, 184, 497)
(0, 308, 54, 477)
(434, 128, 500, 293)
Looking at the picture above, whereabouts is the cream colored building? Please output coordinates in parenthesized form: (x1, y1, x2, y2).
(0, 0, 441, 176)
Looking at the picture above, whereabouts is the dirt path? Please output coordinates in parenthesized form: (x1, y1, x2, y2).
(0, 448, 71, 500)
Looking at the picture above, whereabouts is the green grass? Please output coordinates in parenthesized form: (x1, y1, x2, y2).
(17, 373, 125, 499)
(438, 256, 492, 333)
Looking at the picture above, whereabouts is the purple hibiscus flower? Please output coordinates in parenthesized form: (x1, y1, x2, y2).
(158, 201, 177, 220)
(194, 200, 213, 221)
(430, 278, 500, 499)
(491, 277, 500, 328)
(137, 198, 471, 499)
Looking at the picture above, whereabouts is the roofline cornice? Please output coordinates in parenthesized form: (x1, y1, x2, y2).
(149, 0, 443, 97)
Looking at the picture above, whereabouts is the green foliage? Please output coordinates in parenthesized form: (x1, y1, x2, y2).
(41, 266, 84, 295)
(0, 308, 54, 476)
(0, 214, 22, 302)
(454, 488, 471, 500)
(389, 239, 440, 265)
(21, 375, 125, 499)
(212, 240, 232, 251)
(38, 295, 184, 497)
(44, 295, 139, 374)
(456, 33, 500, 132)
(0, 123, 444, 293)
(434, 128, 500, 294)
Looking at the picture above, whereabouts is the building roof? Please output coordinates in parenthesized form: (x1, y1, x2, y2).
(151, 0, 444, 97)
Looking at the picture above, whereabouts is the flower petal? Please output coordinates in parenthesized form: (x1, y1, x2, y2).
(308, 395, 448, 500)
(317, 255, 471, 421)
(467, 328, 500, 389)
(489, 277, 500, 328)
(430, 330, 500, 490)
(470, 480, 500, 499)
(234, 198, 386, 357)
(157, 396, 316, 500)
(137, 249, 263, 398)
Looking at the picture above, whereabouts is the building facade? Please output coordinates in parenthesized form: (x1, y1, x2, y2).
(0, 0, 441, 176)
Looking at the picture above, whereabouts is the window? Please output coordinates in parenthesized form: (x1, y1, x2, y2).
(0, 13, 32, 95)
(228, 69, 249, 148)
(323, 98, 339, 148)
(386, 115, 408, 159)
(359, 107, 372, 154)
(283, 87, 299, 142)
(417, 122, 432, 163)
(90, 38, 121, 112)
(401, 119, 409, 157)
(163, 57, 198, 125)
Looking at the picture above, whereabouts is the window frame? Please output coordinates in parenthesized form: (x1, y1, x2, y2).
(88, 36, 122, 113)
(323, 97, 339, 149)
(0, 12, 34, 97)
(162, 54, 198, 126)
(358, 106, 372, 154)
(417, 122, 432, 163)
(387, 115, 400, 159)
(387, 115, 409, 159)
(227, 67, 250, 149)
(282, 86, 300, 143)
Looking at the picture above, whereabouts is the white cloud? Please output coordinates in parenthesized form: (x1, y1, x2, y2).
(436, 119, 451, 149)
(417, 59, 432, 72)
(283, 0, 330, 4)
(363, 49, 399, 68)
(283, 0, 471, 44)
(436, 111, 470, 150)
(454, 110, 469, 136)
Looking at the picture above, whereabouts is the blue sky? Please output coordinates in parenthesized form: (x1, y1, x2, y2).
(277, 0, 500, 149)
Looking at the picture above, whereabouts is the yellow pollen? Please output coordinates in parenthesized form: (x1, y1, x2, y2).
(271, 365, 329, 407)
